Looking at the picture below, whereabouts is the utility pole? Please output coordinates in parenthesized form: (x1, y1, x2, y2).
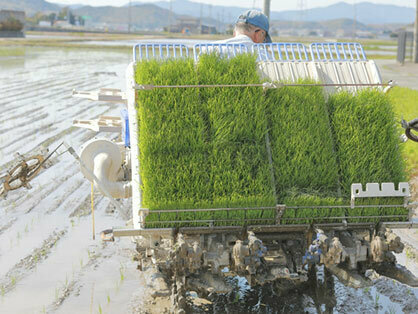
(128, 0, 131, 33)
(263, 0, 271, 19)
(414, 0, 418, 63)
(298, 0, 306, 23)
(168, 0, 172, 33)
(199, 3, 202, 34)
(353, 0, 357, 39)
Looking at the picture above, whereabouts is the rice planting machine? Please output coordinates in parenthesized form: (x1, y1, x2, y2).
(3, 41, 416, 311)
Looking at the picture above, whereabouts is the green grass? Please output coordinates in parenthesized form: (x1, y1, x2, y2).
(366, 54, 396, 60)
(0, 47, 25, 56)
(388, 86, 418, 176)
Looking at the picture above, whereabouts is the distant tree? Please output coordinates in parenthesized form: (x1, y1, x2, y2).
(69, 12, 75, 25)
(58, 7, 69, 20)
(78, 16, 85, 26)
(0, 17, 23, 31)
(48, 13, 56, 24)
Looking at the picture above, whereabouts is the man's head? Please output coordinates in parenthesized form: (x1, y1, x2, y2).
(234, 10, 272, 44)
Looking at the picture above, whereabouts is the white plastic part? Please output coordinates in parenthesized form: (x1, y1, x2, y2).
(72, 88, 127, 103)
(73, 116, 122, 133)
(79, 138, 132, 199)
(351, 182, 410, 199)
(126, 62, 144, 229)
(257, 60, 383, 95)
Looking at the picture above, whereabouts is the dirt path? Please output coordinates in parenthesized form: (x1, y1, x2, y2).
(375, 59, 418, 90)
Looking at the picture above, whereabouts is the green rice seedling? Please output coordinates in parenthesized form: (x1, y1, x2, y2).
(350, 197, 408, 223)
(265, 81, 340, 199)
(0, 47, 25, 57)
(264, 79, 342, 224)
(136, 54, 276, 227)
(328, 90, 407, 221)
(197, 53, 276, 224)
(136, 58, 213, 226)
(135, 55, 407, 228)
(280, 188, 345, 224)
(328, 90, 406, 195)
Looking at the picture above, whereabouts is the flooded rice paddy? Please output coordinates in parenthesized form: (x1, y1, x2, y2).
(0, 47, 147, 313)
(0, 45, 417, 314)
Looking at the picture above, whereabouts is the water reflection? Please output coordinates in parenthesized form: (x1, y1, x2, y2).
(190, 269, 337, 313)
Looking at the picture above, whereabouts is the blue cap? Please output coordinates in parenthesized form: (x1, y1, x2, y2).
(236, 10, 272, 43)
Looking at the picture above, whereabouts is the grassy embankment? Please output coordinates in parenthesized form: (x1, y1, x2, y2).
(136, 55, 408, 227)
(388, 87, 418, 176)
(0, 46, 25, 56)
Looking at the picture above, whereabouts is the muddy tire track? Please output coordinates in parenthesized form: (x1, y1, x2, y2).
(0, 218, 17, 237)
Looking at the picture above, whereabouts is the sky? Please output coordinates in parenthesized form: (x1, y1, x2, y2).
(50, 0, 417, 12)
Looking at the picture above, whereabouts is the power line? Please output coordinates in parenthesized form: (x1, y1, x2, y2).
(414, 0, 418, 63)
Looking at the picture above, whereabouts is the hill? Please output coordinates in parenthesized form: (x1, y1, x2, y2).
(131, 0, 415, 25)
(2, 0, 414, 30)
(272, 2, 415, 25)
(73, 4, 173, 29)
(271, 18, 370, 32)
(0, 0, 60, 16)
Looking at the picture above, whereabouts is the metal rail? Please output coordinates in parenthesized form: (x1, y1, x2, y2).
(310, 42, 367, 61)
(140, 203, 411, 214)
(144, 216, 408, 225)
(109, 220, 418, 238)
(132, 42, 368, 62)
(140, 201, 412, 229)
(134, 82, 392, 91)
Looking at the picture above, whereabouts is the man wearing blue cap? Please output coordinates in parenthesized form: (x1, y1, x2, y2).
(216, 9, 272, 44)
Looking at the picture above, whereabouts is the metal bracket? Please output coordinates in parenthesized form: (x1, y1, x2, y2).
(276, 204, 286, 225)
(73, 116, 122, 133)
(72, 88, 127, 104)
(383, 80, 396, 93)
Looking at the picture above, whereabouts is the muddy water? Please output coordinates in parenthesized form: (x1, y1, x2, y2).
(0, 47, 145, 313)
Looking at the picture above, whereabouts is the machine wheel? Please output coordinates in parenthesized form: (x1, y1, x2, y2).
(3, 155, 44, 191)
